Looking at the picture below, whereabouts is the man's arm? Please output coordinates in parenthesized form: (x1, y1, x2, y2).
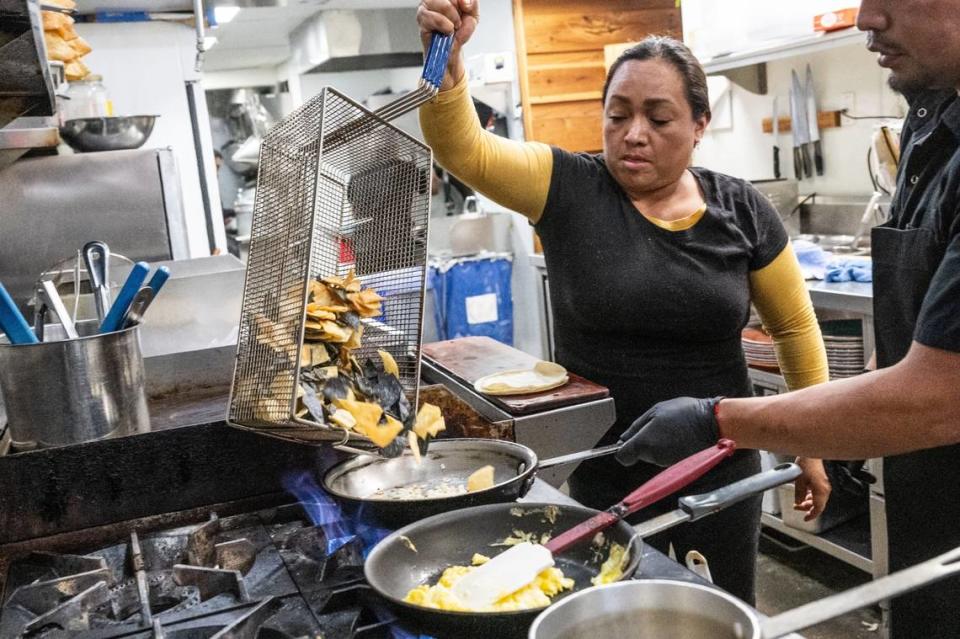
(718, 341, 960, 459)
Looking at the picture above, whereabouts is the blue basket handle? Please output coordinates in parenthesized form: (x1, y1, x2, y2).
(422, 32, 455, 90)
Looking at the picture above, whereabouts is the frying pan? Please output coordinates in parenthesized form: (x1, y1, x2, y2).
(365, 501, 640, 638)
(364, 463, 802, 639)
(323, 438, 619, 528)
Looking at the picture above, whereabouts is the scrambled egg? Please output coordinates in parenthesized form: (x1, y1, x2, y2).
(591, 542, 626, 586)
(403, 553, 574, 612)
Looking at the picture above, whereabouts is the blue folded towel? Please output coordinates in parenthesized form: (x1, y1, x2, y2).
(825, 258, 872, 283)
(793, 240, 829, 280)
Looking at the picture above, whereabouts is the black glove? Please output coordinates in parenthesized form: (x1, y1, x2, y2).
(616, 397, 722, 467)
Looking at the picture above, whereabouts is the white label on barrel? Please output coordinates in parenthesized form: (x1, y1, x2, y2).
(465, 293, 498, 324)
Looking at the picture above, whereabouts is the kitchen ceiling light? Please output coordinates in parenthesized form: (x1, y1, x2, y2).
(214, 6, 240, 25)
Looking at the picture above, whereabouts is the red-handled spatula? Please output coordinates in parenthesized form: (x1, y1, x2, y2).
(451, 439, 737, 609)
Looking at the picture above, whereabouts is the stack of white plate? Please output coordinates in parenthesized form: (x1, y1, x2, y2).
(742, 325, 778, 372)
(821, 320, 865, 379)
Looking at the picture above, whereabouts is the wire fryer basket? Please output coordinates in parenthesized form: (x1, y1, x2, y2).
(228, 86, 435, 446)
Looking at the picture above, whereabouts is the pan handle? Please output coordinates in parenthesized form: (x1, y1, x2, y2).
(544, 440, 736, 555)
(537, 444, 622, 470)
(679, 463, 801, 522)
(761, 545, 960, 638)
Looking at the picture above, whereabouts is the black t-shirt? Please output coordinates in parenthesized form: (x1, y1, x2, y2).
(535, 149, 787, 434)
(892, 90, 960, 352)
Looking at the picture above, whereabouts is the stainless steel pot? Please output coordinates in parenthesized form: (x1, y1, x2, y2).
(0, 320, 150, 448)
(529, 545, 960, 639)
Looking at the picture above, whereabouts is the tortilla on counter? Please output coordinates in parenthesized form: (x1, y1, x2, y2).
(473, 361, 569, 396)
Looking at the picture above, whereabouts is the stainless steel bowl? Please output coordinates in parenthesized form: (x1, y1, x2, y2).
(60, 115, 158, 152)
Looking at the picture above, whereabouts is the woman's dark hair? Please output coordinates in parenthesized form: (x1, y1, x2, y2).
(602, 35, 711, 122)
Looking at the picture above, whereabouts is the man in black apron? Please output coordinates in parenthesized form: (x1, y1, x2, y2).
(615, 1, 960, 636)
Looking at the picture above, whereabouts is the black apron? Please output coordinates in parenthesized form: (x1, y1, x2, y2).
(872, 222, 960, 638)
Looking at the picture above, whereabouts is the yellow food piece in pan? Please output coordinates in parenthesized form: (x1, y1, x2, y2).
(466, 465, 495, 492)
(403, 554, 574, 612)
(591, 543, 627, 585)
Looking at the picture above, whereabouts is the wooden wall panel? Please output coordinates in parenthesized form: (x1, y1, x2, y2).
(527, 55, 606, 102)
(524, 8, 682, 55)
(530, 100, 603, 152)
(514, 0, 682, 154)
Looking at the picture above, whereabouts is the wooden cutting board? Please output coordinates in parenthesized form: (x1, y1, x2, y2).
(422, 336, 609, 416)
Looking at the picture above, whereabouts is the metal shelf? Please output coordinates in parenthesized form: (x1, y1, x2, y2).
(702, 29, 867, 74)
(762, 512, 874, 574)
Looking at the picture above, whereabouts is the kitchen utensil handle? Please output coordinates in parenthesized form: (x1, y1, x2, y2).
(679, 463, 801, 521)
(793, 147, 803, 181)
(422, 32, 455, 89)
(147, 266, 171, 295)
(762, 545, 960, 638)
(121, 287, 155, 329)
(801, 143, 813, 178)
(773, 145, 781, 179)
(83, 241, 110, 321)
(41, 279, 79, 340)
(544, 439, 736, 555)
(813, 140, 824, 176)
(100, 262, 150, 334)
(538, 444, 621, 469)
(0, 282, 39, 345)
(619, 439, 737, 513)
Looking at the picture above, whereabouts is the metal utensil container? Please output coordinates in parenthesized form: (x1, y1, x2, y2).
(0, 321, 150, 449)
(228, 87, 432, 446)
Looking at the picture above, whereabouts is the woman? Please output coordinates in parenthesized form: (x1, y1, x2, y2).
(416, 0, 830, 605)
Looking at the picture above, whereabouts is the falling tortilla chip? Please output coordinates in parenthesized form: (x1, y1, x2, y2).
(378, 349, 400, 377)
(330, 408, 357, 430)
(354, 414, 404, 448)
(333, 398, 383, 433)
(408, 430, 422, 465)
(413, 403, 445, 439)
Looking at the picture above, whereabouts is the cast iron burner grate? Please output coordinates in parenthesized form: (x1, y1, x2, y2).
(0, 505, 425, 639)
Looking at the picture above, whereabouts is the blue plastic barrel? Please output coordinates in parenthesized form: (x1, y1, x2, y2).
(429, 255, 513, 345)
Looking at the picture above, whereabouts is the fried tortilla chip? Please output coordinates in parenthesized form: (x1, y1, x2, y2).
(344, 323, 364, 350)
(378, 349, 400, 377)
(255, 314, 291, 351)
(300, 342, 331, 368)
(322, 269, 362, 293)
(309, 281, 341, 308)
(346, 289, 383, 318)
(333, 398, 383, 432)
(356, 415, 404, 448)
(413, 403, 446, 439)
(330, 408, 357, 430)
(306, 306, 337, 322)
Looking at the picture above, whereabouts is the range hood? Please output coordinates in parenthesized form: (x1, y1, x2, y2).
(289, 8, 423, 74)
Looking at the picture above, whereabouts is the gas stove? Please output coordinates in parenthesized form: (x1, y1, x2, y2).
(0, 499, 423, 639)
